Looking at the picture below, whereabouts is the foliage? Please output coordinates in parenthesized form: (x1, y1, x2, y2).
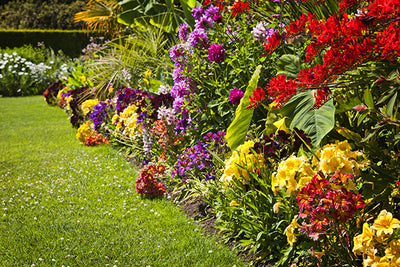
(117, 0, 196, 33)
(0, 0, 85, 29)
(74, 0, 127, 38)
(0, 29, 91, 58)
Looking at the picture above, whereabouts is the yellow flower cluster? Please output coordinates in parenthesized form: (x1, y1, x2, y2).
(81, 99, 99, 115)
(114, 105, 143, 138)
(220, 141, 264, 186)
(314, 140, 369, 176)
(272, 155, 315, 195)
(76, 121, 93, 144)
(353, 210, 400, 266)
(272, 140, 368, 195)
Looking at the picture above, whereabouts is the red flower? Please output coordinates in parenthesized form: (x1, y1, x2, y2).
(248, 86, 265, 109)
(313, 87, 331, 108)
(263, 32, 282, 55)
(267, 74, 298, 107)
(230, 0, 249, 17)
(310, 206, 329, 229)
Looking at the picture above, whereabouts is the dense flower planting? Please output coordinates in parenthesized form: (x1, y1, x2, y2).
(41, 0, 400, 265)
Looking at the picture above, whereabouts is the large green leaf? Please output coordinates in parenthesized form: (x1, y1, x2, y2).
(226, 65, 262, 150)
(280, 91, 335, 148)
(276, 54, 301, 79)
(118, 0, 195, 32)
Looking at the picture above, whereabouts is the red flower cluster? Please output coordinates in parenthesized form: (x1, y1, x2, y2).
(267, 74, 298, 107)
(263, 32, 282, 55)
(296, 172, 364, 240)
(263, 0, 400, 108)
(230, 0, 250, 17)
(85, 133, 109, 146)
(151, 120, 171, 149)
(136, 163, 166, 197)
(248, 86, 265, 109)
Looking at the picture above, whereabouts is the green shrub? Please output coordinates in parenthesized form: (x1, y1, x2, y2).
(0, 29, 91, 58)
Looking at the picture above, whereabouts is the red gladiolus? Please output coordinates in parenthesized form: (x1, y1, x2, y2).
(267, 74, 298, 107)
(248, 86, 265, 109)
(230, 0, 250, 17)
(263, 32, 282, 55)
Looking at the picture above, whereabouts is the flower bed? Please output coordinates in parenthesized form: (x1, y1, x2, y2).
(44, 0, 400, 265)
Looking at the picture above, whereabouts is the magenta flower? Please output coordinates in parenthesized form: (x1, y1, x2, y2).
(208, 43, 225, 63)
(229, 88, 244, 105)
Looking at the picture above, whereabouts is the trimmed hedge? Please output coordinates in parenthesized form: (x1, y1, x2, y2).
(0, 29, 91, 57)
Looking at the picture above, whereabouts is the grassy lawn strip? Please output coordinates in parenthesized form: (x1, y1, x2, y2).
(0, 96, 244, 267)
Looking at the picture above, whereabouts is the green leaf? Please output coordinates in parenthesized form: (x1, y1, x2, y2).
(386, 92, 397, 117)
(226, 65, 262, 150)
(280, 91, 335, 148)
(335, 127, 362, 143)
(364, 88, 374, 109)
(276, 54, 301, 79)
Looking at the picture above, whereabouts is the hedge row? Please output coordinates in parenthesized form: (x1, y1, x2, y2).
(0, 29, 91, 58)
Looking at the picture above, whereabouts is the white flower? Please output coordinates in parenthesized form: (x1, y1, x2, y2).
(158, 84, 170, 94)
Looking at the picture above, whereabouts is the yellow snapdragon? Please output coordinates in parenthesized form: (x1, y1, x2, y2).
(272, 155, 315, 195)
(314, 140, 369, 175)
(220, 141, 264, 186)
(81, 99, 99, 115)
(353, 210, 400, 266)
(76, 121, 93, 144)
(117, 105, 143, 138)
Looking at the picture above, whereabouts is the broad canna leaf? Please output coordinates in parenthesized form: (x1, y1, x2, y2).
(226, 65, 262, 150)
(280, 91, 335, 148)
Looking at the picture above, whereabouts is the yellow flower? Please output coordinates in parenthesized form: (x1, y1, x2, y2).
(108, 85, 114, 93)
(273, 202, 281, 213)
(273, 117, 289, 133)
(120, 105, 143, 137)
(372, 210, 400, 238)
(144, 70, 152, 78)
(385, 239, 400, 263)
(112, 114, 119, 125)
(316, 140, 369, 176)
(79, 76, 86, 82)
(230, 201, 239, 207)
(272, 155, 315, 194)
(76, 121, 93, 144)
(66, 95, 73, 103)
(220, 141, 263, 187)
(285, 216, 300, 246)
(143, 78, 150, 87)
(353, 223, 374, 255)
(81, 99, 99, 115)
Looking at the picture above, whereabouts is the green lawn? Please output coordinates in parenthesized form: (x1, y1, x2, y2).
(0, 96, 244, 267)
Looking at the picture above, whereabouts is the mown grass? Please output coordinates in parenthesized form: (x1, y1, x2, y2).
(0, 96, 244, 267)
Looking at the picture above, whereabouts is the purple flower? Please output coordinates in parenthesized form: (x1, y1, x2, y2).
(195, 15, 214, 29)
(172, 97, 184, 113)
(192, 7, 205, 21)
(188, 28, 208, 49)
(171, 81, 189, 98)
(229, 88, 244, 105)
(205, 4, 219, 17)
(173, 66, 186, 83)
(213, 14, 223, 23)
(178, 23, 189, 41)
(169, 44, 186, 64)
(208, 43, 225, 63)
